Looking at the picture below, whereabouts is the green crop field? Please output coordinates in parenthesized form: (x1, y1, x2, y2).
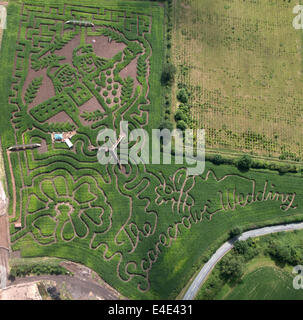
(225, 266, 303, 300)
(1, 0, 303, 300)
(172, 0, 303, 161)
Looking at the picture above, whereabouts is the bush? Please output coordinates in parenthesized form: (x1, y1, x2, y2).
(237, 155, 252, 170)
(161, 63, 176, 86)
(174, 110, 186, 122)
(229, 226, 243, 238)
(176, 120, 187, 131)
(267, 243, 300, 265)
(10, 263, 69, 278)
(159, 120, 173, 131)
(219, 256, 244, 282)
(234, 239, 259, 262)
(177, 89, 188, 103)
(212, 154, 223, 165)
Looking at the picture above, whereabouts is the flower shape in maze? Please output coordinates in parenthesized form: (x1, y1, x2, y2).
(25, 173, 113, 245)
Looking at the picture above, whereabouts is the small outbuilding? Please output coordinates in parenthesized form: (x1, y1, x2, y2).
(65, 138, 73, 149)
(54, 133, 63, 141)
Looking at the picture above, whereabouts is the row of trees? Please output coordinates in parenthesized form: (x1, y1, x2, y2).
(208, 153, 299, 174)
(9, 263, 70, 279)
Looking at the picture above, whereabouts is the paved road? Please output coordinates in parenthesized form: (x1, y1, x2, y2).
(182, 222, 303, 300)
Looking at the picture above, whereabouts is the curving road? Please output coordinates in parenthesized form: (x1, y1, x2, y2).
(182, 222, 303, 300)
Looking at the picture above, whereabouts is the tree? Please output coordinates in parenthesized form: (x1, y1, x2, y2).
(161, 63, 176, 86)
(268, 243, 292, 264)
(219, 256, 244, 282)
(237, 155, 252, 170)
(174, 110, 186, 122)
(177, 88, 188, 103)
(234, 239, 259, 261)
(212, 154, 223, 165)
(158, 120, 173, 132)
(229, 226, 243, 238)
(176, 120, 187, 131)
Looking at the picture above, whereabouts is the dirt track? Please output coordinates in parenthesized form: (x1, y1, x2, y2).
(0, 181, 9, 289)
(6, 260, 123, 300)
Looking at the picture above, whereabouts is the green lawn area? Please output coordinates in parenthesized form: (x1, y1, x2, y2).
(225, 266, 303, 300)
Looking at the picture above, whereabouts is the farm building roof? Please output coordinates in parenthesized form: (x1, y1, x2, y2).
(65, 138, 73, 149)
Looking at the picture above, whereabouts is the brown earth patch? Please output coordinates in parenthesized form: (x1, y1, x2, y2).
(119, 56, 139, 91)
(78, 95, 104, 126)
(86, 34, 126, 59)
(23, 67, 55, 110)
(36, 139, 48, 154)
(55, 34, 81, 65)
(0, 282, 41, 300)
(48, 111, 75, 125)
(0, 216, 8, 250)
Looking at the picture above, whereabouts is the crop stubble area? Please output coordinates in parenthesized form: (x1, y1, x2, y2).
(173, 0, 303, 160)
(1, 0, 303, 300)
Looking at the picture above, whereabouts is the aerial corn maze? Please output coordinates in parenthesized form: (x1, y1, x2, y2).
(1, 0, 303, 299)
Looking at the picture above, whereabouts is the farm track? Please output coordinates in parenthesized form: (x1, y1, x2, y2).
(3, 260, 122, 300)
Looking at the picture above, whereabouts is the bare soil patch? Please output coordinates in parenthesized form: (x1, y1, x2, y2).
(36, 139, 48, 154)
(0, 216, 8, 249)
(0, 282, 41, 300)
(86, 34, 126, 59)
(78, 95, 104, 125)
(48, 111, 75, 125)
(23, 68, 55, 110)
(55, 34, 81, 65)
(119, 55, 139, 90)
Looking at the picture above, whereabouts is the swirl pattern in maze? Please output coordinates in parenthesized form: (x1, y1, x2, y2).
(4, 1, 300, 296)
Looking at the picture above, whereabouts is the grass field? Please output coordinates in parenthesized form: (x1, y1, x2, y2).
(172, 0, 303, 161)
(225, 266, 303, 300)
(196, 229, 303, 300)
(1, 0, 303, 300)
